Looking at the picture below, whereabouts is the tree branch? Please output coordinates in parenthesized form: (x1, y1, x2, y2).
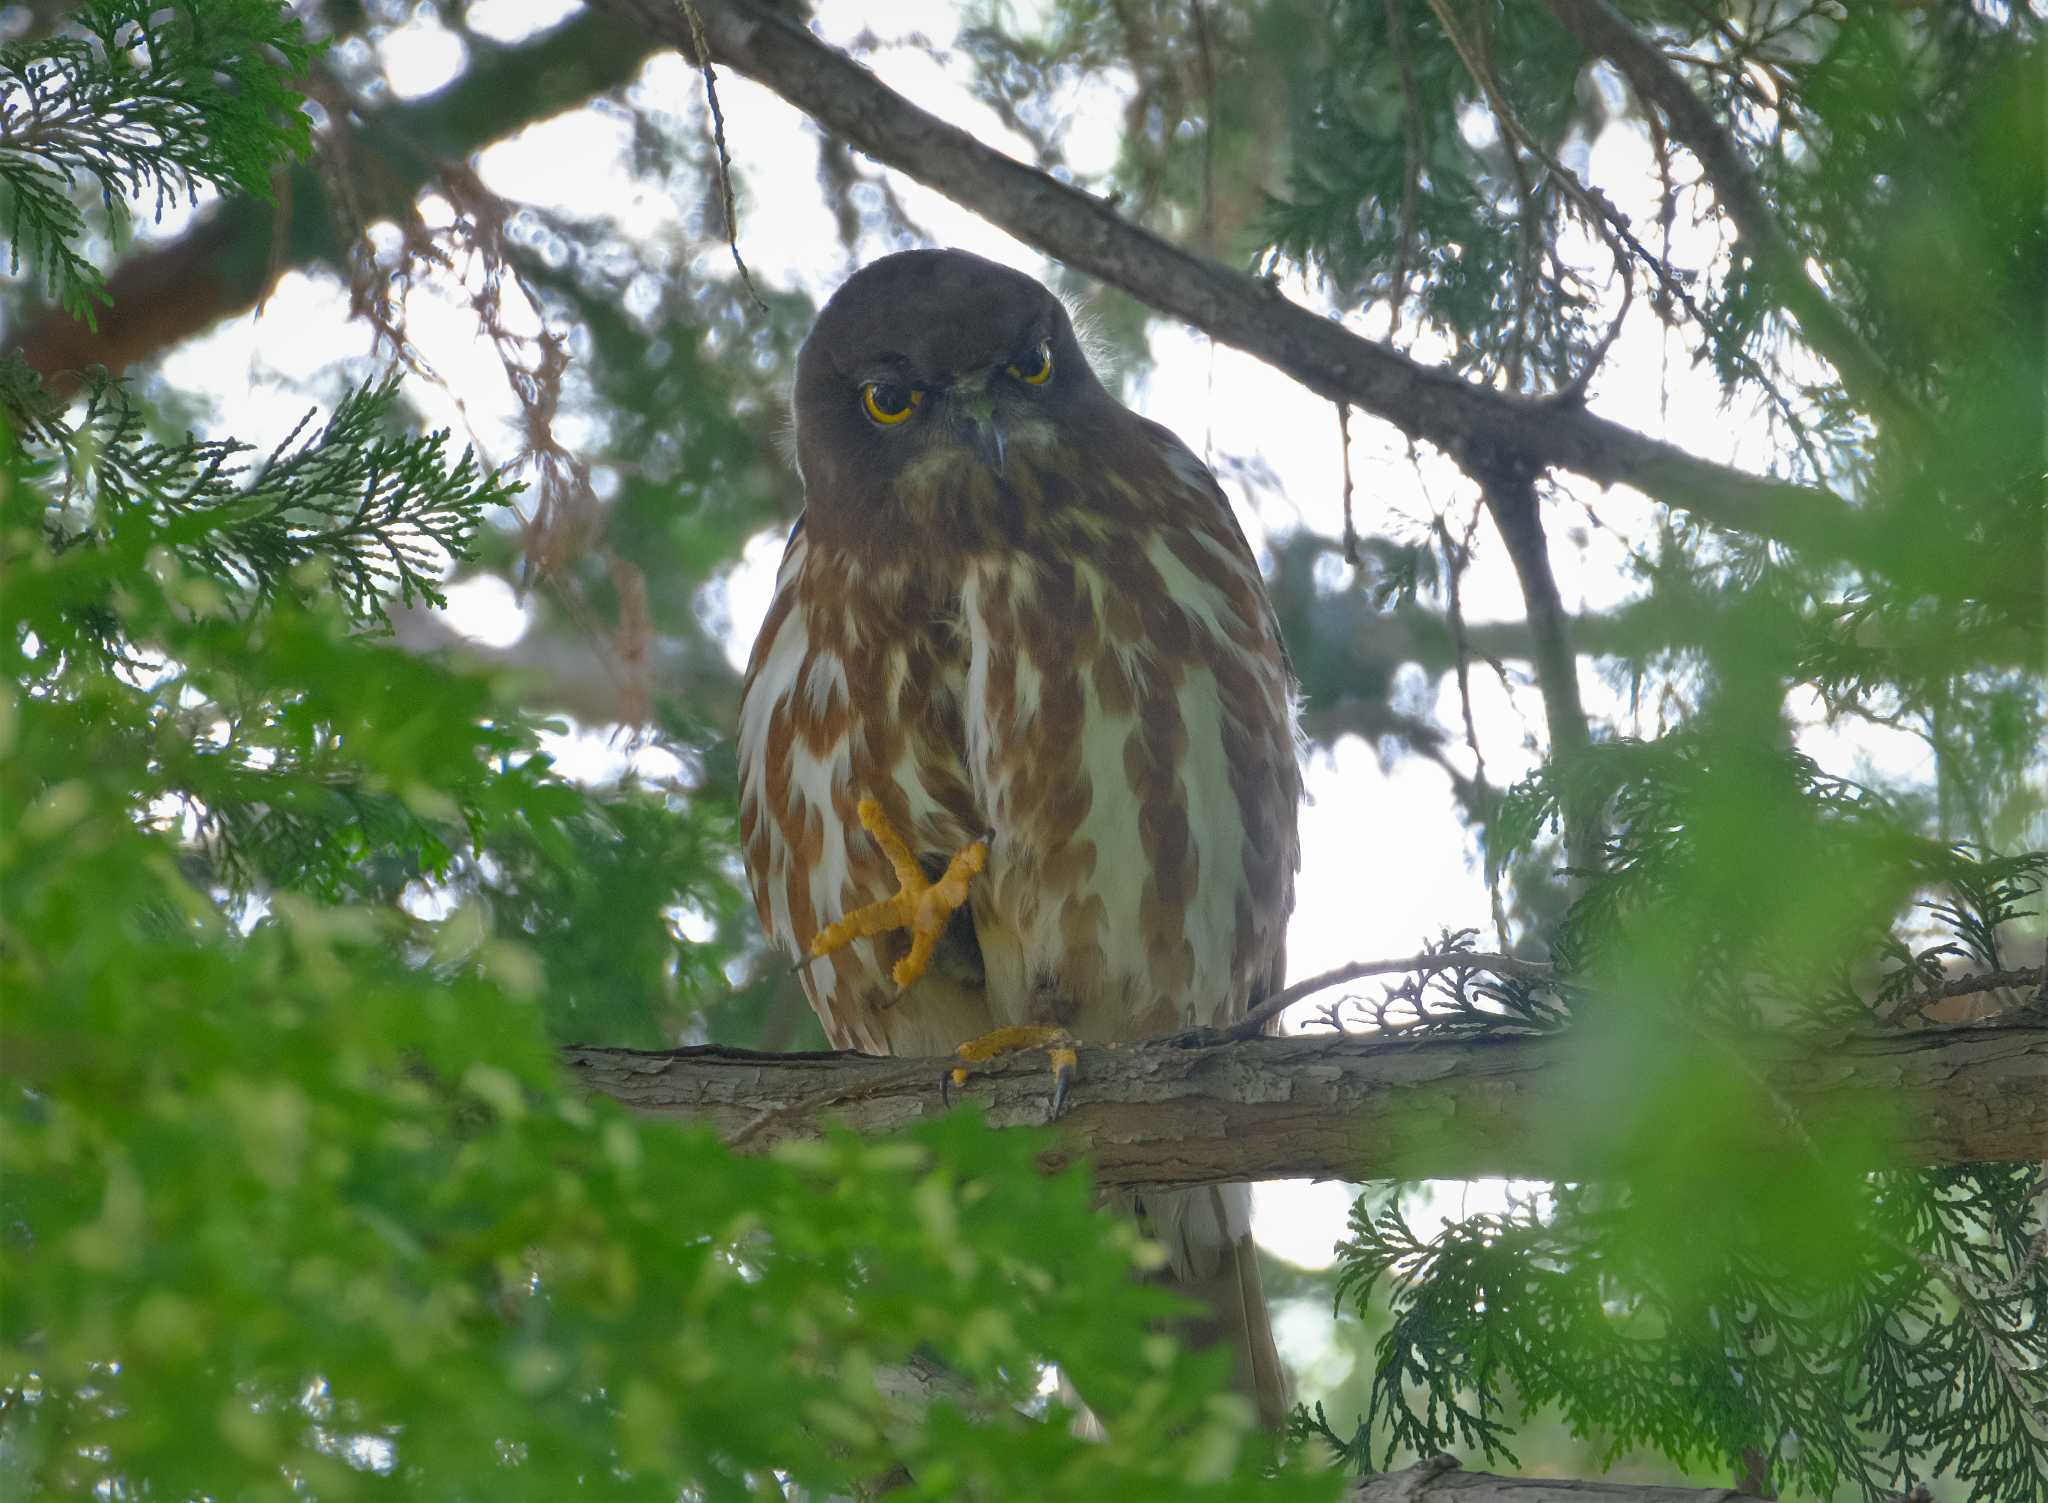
(1469, 462, 1601, 877)
(1344, 1455, 1767, 1501)
(1539, 0, 1925, 443)
(565, 1017, 2048, 1190)
(1232, 950, 1555, 1037)
(603, 0, 1872, 561)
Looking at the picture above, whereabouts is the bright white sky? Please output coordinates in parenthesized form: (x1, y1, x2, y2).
(136, 0, 1944, 1398)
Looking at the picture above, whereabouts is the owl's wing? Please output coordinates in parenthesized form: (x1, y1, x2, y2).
(1136, 416, 1303, 1015)
(1135, 415, 1301, 680)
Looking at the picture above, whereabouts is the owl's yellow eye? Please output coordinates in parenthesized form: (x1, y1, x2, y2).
(862, 382, 923, 425)
(1008, 340, 1054, 386)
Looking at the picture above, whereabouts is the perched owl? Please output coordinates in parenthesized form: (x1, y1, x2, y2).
(737, 249, 1300, 1426)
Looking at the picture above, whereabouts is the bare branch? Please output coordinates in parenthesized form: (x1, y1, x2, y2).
(600, 0, 1871, 561)
(676, 0, 770, 311)
(565, 1017, 2048, 1191)
(1233, 950, 1554, 1038)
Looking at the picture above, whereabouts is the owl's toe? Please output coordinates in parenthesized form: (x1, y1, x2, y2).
(809, 797, 986, 992)
(942, 1024, 1079, 1120)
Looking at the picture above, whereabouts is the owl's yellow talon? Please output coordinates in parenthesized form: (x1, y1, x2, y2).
(810, 797, 986, 991)
(940, 1025, 1079, 1120)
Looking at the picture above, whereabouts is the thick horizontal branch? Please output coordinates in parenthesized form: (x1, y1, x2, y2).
(565, 1020, 2048, 1190)
(603, 0, 1866, 560)
(1347, 1455, 1762, 1503)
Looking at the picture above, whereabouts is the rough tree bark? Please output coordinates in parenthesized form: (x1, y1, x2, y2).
(564, 1017, 2048, 1190)
(1346, 1455, 1768, 1502)
(1351, 1457, 1769, 1503)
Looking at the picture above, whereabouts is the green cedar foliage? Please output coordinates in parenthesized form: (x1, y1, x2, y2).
(0, 6, 1332, 1497)
(0, 0, 314, 325)
(1258, 6, 2048, 1496)
(1304, 781, 2047, 1497)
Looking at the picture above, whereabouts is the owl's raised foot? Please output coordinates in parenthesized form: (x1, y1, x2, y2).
(940, 1024, 1079, 1122)
(809, 797, 986, 991)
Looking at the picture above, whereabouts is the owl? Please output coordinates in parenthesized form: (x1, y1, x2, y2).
(737, 249, 1300, 1426)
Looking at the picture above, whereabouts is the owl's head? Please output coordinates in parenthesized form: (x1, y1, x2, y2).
(791, 249, 1114, 543)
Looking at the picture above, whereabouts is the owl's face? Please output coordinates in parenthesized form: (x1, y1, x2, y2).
(791, 249, 1115, 546)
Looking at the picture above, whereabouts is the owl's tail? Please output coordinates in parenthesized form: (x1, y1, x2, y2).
(1129, 1182, 1290, 1430)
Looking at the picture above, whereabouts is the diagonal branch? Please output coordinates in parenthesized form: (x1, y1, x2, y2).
(596, 0, 1872, 563)
(565, 1016, 2048, 1191)
(1468, 462, 1602, 878)
(1538, 0, 1925, 443)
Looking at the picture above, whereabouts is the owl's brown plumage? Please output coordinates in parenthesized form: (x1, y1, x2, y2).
(737, 249, 1300, 1425)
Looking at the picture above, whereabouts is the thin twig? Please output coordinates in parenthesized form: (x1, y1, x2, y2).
(1188, 0, 1217, 255)
(1382, 0, 1423, 338)
(1426, 0, 1633, 397)
(678, 0, 769, 312)
(1231, 949, 1556, 1038)
(1558, 240, 1634, 405)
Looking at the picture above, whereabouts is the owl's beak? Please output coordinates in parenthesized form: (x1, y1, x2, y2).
(956, 385, 1006, 474)
(978, 420, 1007, 474)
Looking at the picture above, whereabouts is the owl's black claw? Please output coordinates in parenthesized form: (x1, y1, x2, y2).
(942, 1026, 1078, 1118)
(1048, 1050, 1075, 1122)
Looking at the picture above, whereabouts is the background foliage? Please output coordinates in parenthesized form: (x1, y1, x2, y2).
(3, 1, 2042, 1498)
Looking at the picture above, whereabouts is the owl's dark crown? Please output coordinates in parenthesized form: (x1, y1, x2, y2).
(791, 249, 1121, 550)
